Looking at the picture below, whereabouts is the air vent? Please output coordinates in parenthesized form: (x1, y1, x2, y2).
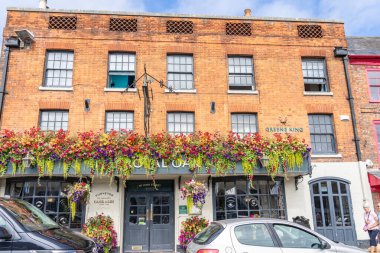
(226, 23, 252, 36)
(109, 18, 137, 32)
(166, 20, 194, 34)
(48, 16, 77, 30)
(297, 25, 323, 38)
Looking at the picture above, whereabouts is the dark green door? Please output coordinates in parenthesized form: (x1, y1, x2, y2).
(124, 181, 174, 252)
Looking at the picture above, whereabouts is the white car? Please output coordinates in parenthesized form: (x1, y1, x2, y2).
(187, 218, 366, 253)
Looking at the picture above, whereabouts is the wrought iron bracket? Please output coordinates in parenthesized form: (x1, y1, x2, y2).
(295, 175, 304, 191)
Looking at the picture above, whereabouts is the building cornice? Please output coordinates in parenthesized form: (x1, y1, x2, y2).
(6, 7, 344, 24)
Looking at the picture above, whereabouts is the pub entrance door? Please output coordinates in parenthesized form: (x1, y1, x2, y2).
(123, 181, 174, 252)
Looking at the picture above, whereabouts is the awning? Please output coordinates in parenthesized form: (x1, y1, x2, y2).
(368, 170, 380, 192)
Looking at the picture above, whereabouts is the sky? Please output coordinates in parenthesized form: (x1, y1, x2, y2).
(0, 0, 379, 38)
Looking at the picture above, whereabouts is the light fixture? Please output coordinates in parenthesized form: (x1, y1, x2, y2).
(22, 152, 33, 169)
(210, 102, 216, 114)
(15, 29, 35, 49)
(259, 155, 269, 168)
(84, 99, 90, 112)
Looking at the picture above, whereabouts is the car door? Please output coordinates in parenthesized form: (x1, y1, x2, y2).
(271, 223, 336, 253)
(0, 213, 13, 251)
(231, 223, 282, 253)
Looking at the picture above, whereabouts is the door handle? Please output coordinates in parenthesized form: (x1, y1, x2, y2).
(146, 208, 149, 221)
(150, 203, 153, 221)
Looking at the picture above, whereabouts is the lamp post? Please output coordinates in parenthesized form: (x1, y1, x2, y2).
(22, 152, 33, 169)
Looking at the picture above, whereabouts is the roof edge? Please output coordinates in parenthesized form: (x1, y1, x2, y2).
(6, 7, 344, 24)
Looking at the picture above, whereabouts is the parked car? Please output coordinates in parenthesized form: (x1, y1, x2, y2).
(187, 218, 366, 253)
(0, 197, 97, 252)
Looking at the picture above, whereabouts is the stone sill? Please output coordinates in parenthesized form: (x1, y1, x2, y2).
(304, 91, 333, 96)
(39, 86, 73, 91)
(227, 90, 259, 95)
(104, 88, 137, 92)
(164, 89, 197, 93)
(311, 154, 342, 158)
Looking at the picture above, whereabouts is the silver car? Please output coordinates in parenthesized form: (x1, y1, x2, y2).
(187, 218, 366, 253)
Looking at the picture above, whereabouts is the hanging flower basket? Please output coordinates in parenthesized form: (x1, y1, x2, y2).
(180, 179, 208, 213)
(178, 216, 209, 250)
(66, 182, 90, 221)
(82, 213, 117, 253)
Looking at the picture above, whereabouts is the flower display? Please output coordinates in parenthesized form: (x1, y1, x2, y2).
(180, 179, 208, 210)
(0, 128, 310, 179)
(66, 182, 90, 221)
(178, 216, 209, 249)
(82, 214, 117, 253)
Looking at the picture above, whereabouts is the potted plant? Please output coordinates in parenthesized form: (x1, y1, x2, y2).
(178, 216, 209, 250)
(82, 214, 117, 253)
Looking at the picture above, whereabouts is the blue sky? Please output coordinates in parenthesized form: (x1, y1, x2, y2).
(0, 0, 379, 37)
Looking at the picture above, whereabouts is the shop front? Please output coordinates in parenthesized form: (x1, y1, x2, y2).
(0, 130, 313, 252)
(0, 159, 311, 252)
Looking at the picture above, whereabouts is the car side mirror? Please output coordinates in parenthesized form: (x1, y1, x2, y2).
(320, 240, 329, 249)
(0, 227, 12, 240)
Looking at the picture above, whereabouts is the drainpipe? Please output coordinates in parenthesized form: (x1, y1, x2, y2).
(0, 37, 20, 128)
(334, 47, 361, 161)
(334, 47, 366, 200)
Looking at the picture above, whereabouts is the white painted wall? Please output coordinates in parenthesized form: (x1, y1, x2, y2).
(286, 161, 372, 241)
(86, 178, 122, 245)
(0, 179, 5, 196)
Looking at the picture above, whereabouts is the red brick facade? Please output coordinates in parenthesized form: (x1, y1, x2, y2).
(1, 9, 355, 163)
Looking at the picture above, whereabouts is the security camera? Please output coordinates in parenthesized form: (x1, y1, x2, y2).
(366, 159, 374, 169)
(15, 29, 35, 48)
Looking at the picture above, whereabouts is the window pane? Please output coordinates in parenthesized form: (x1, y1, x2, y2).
(105, 112, 134, 132)
(234, 224, 275, 247)
(167, 55, 193, 90)
(308, 115, 335, 154)
(40, 111, 68, 132)
(303, 58, 328, 92)
(274, 224, 321, 248)
(167, 112, 194, 134)
(7, 179, 85, 229)
(45, 51, 73, 87)
(231, 114, 257, 136)
(228, 56, 254, 90)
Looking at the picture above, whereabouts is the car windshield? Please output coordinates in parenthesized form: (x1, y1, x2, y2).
(0, 199, 59, 232)
(193, 223, 223, 244)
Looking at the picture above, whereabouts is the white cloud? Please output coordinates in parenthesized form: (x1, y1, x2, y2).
(319, 0, 380, 35)
(255, 1, 313, 19)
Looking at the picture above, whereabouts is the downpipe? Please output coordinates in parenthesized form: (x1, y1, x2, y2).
(335, 47, 366, 201)
(0, 46, 10, 128)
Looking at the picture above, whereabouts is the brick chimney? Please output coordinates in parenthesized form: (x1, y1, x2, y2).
(244, 8, 252, 17)
(39, 0, 47, 9)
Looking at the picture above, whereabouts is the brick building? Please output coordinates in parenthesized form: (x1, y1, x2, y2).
(347, 37, 380, 205)
(0, 6, 373, 251)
